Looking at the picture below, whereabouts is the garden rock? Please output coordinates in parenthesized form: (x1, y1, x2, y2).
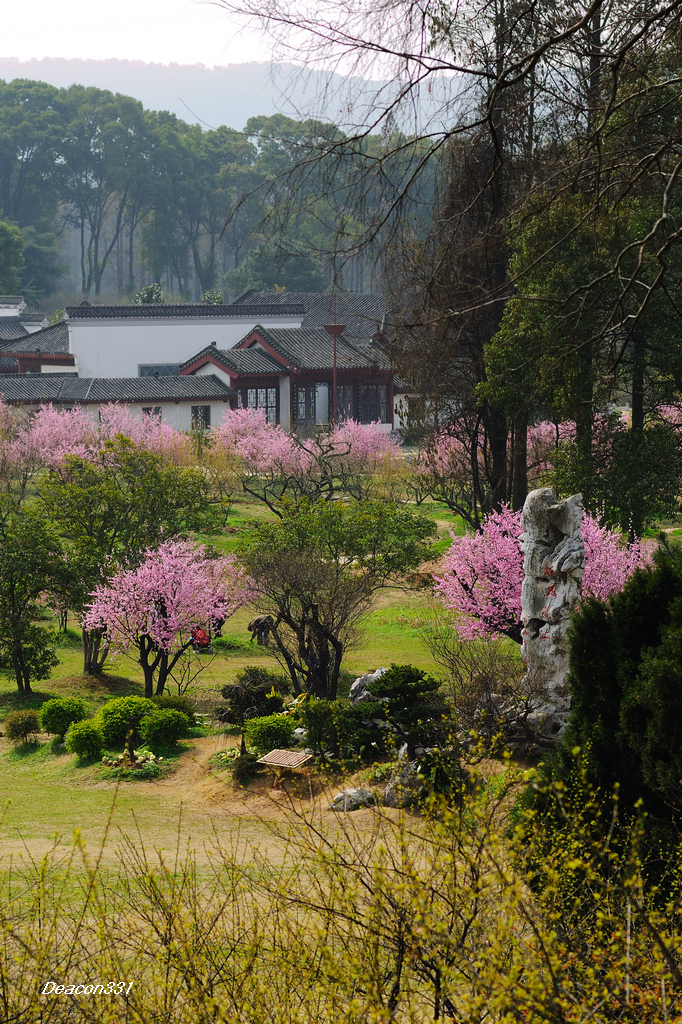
(349, 667, 387, 705)
(329, 787, 376, 811)
(293, 727, 308, 741)
(520, 487, 585, 739)
(383, 758, 420, 808)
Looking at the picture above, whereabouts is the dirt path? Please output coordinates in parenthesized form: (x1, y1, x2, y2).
(0, 732, 388, 870)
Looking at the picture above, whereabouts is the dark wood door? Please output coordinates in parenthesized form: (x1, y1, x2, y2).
(295, 384, 317, 432)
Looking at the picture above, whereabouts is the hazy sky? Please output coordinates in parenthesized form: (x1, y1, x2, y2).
(0, 0, 267, 67)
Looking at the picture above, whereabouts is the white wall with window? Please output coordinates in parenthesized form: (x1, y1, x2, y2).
(65, 401, 231, 431)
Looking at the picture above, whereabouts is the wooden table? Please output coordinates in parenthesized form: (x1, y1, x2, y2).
(257, 749, 313, 787)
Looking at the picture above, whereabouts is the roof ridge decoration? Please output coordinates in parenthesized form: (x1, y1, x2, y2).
(65, 303, 305, 320)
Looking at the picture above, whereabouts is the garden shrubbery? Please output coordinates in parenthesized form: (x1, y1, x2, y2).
(288, 664, 451, 762)
(364, 664, 449, 756)
(296, 696, 379, 758)
(139, 709, 190, 748)
(95, 696, 156, 746)
(64, 721, 104, 761)
(40, 697, 87, 738)
(4, 709, 41, 743)
(244, 713, 296, 755)
(152, 693, 198, 727)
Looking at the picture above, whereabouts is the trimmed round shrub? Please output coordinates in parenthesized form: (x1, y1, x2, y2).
(139, 709, 190, 748)
(96, 696, 156, 746)
(4, 709, 41, 743)
(152, 694, 198, 727)
(244, 713, 296, 756)
(65, 720, 104, 761)
(40, 697, 87, 738)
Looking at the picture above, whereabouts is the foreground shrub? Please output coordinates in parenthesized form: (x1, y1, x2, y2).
(40, 697, 87, 738)
(95, 696, 156, 746)
(64, 720, 104, 761)
(232, 750, 261, 783)
(152, 693, 198, 727)
(139, 709, 190, 748)
(4, 709, 40, 743)
(0, 764, 675, 1022)
(414, 747, 466, 799)
(244, 713, 295, 755)
(544, 546, 682, 841)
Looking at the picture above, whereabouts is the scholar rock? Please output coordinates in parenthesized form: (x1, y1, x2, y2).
(348, 668, 387, 706)
(520, 487, 585, 737)
(383, 756, 420, 808)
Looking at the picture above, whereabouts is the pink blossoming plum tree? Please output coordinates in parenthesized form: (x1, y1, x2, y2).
(85, 539, 251, 696)
(435, 506, 653, 642)
(211, 408, 403, 513)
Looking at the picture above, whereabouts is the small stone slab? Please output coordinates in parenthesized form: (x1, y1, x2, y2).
(257, 749, 313, 770)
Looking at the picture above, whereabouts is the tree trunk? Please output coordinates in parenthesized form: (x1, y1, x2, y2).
(82, 627, 109, 675)
(629, 329, 646, 541)
(512, 407, 528, 511)
(487, 405, 509, 511)
(155, 653, 170, 696)
(631, 330, 645, 436)
(574, 340, 595, 500)
(10, 641, 26, 692)
(137, 637, 160, 699)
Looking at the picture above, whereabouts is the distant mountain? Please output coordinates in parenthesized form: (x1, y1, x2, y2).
(0, 56, 460, 132)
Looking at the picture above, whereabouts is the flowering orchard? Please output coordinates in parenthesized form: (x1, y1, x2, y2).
(435, 505, 653, 642)
(84, 539, 251, 697)
(211, 407, 403, 510)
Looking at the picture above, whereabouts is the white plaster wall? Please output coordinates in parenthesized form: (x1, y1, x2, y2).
(193, 361, 232, 387)
(41, 364, 75, 373)
(393, 394, 409, 431)
(279, 375, 291, 429)
(67, 314, 302, 378)
(82, 400, 231, 430)
(316, 383, 330, 424)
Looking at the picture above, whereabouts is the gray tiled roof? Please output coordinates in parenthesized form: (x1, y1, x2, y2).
(245, 326, 391, 372)
(0, 320, 29, 342)
(19, 312, 48, 324)
(0, 374, 234, 404)
(0, 321, 70, 355)
(233, 291, 389, 342)
(66, 303, 304, 320)
(180, 344, 284, 376)
(0, 296, 24, 304)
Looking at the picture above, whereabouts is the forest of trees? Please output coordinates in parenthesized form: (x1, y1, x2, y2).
(0, 79, 421, 305)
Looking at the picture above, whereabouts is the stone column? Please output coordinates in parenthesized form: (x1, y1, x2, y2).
(520, 487, 585, 736)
